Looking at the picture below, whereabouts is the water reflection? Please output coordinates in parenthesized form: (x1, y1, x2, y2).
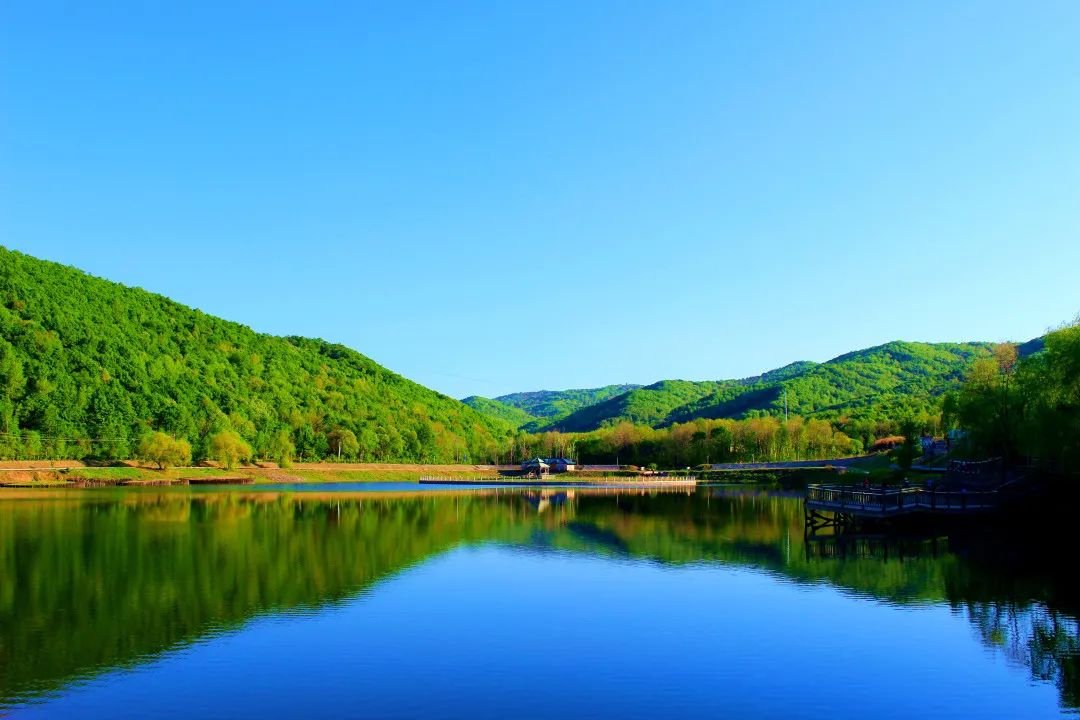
(0, 487, 1076, 714)
(968, 603, 1080, 709)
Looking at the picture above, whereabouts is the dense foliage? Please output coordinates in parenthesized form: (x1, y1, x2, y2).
(547, 380, 725, 432)
(0, 247, 513, 462)
(474, 342, 994, 434)
(470, 341, 1012, 467)
(491, 384, 641, 428)
(507, 415, 860, 468)
(670, 341, 992, 425)
(460, 395, 537, 428)
(955, 321, 1080, 474)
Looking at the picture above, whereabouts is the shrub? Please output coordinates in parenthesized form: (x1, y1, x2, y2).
(209, 431, 252, 470)
(137, 432, 192, 470)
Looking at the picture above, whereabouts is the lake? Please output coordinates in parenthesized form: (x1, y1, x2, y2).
(1, 486, 1076, 718)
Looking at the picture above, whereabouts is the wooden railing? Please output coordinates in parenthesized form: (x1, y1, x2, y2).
(805, 484, 999, 514)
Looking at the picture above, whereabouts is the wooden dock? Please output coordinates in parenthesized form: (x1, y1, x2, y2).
(804, 483, 1002, 534)
(419, 476, 698, 488)
(805, 484, 999, 517)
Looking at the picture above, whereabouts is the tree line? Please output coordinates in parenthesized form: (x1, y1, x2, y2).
(949, 320, 1079, 475)
(501, 414, 862, 468)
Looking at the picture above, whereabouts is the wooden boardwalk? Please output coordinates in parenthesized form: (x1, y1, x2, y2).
(805, 484, 999, 518)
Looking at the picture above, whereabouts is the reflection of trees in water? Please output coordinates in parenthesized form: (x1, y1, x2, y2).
(966, 602, 1080, 709)
(0, 492, 532, 705)
(2, 489, 1078, 713)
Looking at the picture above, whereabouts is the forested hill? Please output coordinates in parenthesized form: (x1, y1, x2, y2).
(459, 395, 537, 428)
(470, 342, 996, 432)
(543, 380, 724, 432)
(462, 384, 641, 432)
(0, 247, 511, 462)
(494, 384, 641, 418)
(662, 341, 992, 428)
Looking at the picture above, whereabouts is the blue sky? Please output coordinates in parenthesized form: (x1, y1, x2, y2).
(2, 1, 1078, 398)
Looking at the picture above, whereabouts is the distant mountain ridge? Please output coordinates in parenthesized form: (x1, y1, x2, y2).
(494, 384, 641, 417)
(463, 340, 1024, 432)
(459, 395, 537, 428)
(463, 384, 641, 432)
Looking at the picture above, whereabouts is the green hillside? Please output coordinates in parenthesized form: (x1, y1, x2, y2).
(482, 341, 995, 433)
(492, 384, 641, 425)
(0, 247, 512, 462)
(666, 341, 991, 426)
(545, 380, 724, 432)
(461, 395, 536, 428)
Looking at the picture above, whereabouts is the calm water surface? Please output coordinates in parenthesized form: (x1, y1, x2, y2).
(1, 486, 1076, 718)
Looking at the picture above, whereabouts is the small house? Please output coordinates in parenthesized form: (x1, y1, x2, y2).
(520, 457, 577, 474)
(521, 458, 550, 476)
(545, 457, 577, 473)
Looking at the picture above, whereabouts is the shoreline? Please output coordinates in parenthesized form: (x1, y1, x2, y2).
(0, 457, 878, 490)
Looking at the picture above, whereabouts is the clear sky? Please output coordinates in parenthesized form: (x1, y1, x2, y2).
(2, 2, 1078, 399)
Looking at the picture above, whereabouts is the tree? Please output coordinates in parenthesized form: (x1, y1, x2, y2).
(137, 431, 192, 470)
(0, 340, 25, 399)
(609, 421, 637, 464)
(993, 342, 1019, 377)
(86, 383, 134, 460)
(209, 430, 252, 470)
(958, 355, 1024, 463)
(940, 391, 960, 433)
(1016, 321, 1080, 473)
(415, 422, 436, 461)
(896, 418, 921, 471)
(327, 428, 359, 459)
(356, 426, 378, 461)
(266, 428, 295, 468)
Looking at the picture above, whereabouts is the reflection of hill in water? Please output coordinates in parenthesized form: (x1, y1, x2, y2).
(1, 488, 1077, 709)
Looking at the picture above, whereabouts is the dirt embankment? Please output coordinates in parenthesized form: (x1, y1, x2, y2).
(0, 470, 70, 487)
